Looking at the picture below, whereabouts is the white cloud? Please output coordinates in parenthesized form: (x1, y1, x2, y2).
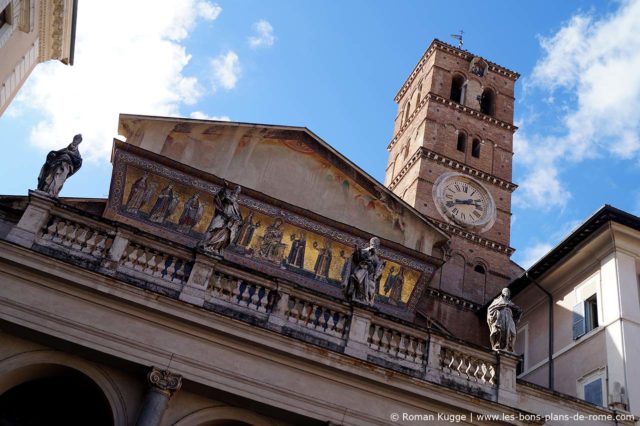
(197, 1, 222, 21)
(211, 51, 241, 90)
(189, 111, 231, 121)
(518, 243, 554, 269)
(516, 0, 640, 210)
(248, 20, 275, 48)
(15, 1, 223, 162)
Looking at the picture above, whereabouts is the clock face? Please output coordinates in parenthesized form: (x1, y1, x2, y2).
(433, 173, 495, 231)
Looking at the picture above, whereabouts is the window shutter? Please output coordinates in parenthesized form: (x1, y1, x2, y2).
(573, 302, 585, 340)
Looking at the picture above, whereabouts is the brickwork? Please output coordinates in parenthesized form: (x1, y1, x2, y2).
(385, 39, 520, 326)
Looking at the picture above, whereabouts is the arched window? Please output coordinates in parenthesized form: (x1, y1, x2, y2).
(450, 75, 465, 104)
(404, 101, 411, 123)
(474, 264, 486, 274)
(456, 132, 466, 153)
(417, 83, 423, 105)
(472, 138, 481, 158)
(480, 88, 495, 116)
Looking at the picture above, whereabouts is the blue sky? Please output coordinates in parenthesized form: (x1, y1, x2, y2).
(2, 0, 639, 268)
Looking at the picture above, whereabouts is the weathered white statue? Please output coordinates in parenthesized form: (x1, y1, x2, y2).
(487, 288, 522, 352)
(37, 134, 83, 197)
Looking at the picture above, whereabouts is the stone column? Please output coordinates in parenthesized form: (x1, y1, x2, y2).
(6, 190, 55, 248)
(135, 367, 182, 426)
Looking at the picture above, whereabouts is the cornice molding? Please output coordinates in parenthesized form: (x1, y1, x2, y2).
(394, 39, 520, 103)
(388, 92, 517, 151)
(426, 287, 482, 312)
(429, 218, 515, 256)
(38, 0, 74, 64)
(388, 147, 518, 193)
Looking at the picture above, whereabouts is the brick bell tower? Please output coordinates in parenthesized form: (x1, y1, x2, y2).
(385, 39, 520, 306)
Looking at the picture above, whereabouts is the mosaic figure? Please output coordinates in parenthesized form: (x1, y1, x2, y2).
(37, 134, 83, 197)
(199, 185, 243, 255)
(149, 184, 180, 224)
(342, 237, 386, 306)
(287, 232, 307, 268)
(236, 211, 261, 247)
(313, 240, 332, 279)
(177, 193, 205, 233)
(256, 218, 286, 262)
(384, 266, 405, 305)
(125, 173, 157, 214)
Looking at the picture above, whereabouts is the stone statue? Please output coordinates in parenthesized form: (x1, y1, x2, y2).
(487, 288, 522, 352)
(198, 184, 242, 254)
(37, 134, 83, 197)
(177, 193, 205, 233)
(342, 237, 386, 306)
(149, 184, 180, 224)
(125, 173, 157, 214)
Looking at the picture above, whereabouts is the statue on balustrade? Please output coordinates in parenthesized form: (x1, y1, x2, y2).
(342, 237, 386, 306)
(177, 193, 205, 233)
(149, 184, 180, 224)
(125, 173, 157, 214)
(37, 134, 83, 197)
(199, 184, 243, 255)
(487, 288, 522, 352)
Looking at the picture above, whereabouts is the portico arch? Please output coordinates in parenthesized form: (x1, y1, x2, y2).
(174, 406, 277, 426)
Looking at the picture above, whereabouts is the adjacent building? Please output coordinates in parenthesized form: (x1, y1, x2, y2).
(0, 0, 77, 116)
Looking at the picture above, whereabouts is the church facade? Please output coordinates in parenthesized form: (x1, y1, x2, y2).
(0, 39, 635, 425)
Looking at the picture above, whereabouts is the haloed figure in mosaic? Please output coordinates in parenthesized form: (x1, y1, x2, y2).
(199, 185, 242, 255)
(178, 193, 205, 233)
(37, 134, 83, 197)
(126, 173, 157, 214)
(342, 237, 386, 306)
(487, 288, 522, 352)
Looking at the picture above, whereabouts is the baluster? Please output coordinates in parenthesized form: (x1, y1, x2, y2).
(71, 226, 87, 250)
(257, 288, 269, 313)
(41, 217, 59, 240)
(62, 223, 77, 247)
(488, 365, 496, 385)
(249, 285, 261, 310)
(134, 249, 148, 271)
(210, 274, 222, 298)
(52, 219, 67, 243)
(389, 331, 400, 356)
(415, 339, 425, 364)
(334, 314, 346, 336)
(173, 261, 185, 283)
(152, 253, 167, 277)
(232, 278, 243, 302)
(92, 235, 107, 257)
(144, 252, 157, 275)
(165, 257, 176, 280)
(123, 245, 139, 268)
(380, 328, 391, 354)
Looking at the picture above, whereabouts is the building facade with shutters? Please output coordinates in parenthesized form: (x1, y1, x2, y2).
(511, 205, 640, 416)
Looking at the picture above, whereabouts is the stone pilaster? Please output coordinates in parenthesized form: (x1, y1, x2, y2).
(6, 190, 55, 248)
(179, 254, 217, 306)
(135, 367, 182, 426)
(344, 307, 372, 360)
(496, 351, 519, 406)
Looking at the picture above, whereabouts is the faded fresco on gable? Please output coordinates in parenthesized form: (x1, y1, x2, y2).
(119, 117, 445, 255)
(115, 163, 421, 305)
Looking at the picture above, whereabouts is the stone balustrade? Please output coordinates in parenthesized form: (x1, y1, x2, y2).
(37, 214, 113, 260)
(208, 272, 276, 314)
(283, 294, 348, 339)
(440, 344, 497, 385)
(367, 322, 427, 365)
(120, 242, 191, 286)
(9, 194, 515, 403)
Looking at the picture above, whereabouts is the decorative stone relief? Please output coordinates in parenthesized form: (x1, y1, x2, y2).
(147, 367, 182, 396)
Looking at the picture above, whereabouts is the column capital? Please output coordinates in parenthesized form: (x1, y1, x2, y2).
(147, 367, 182, 397)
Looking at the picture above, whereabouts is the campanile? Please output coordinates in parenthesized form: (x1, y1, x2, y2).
(385, 39, 520, 304)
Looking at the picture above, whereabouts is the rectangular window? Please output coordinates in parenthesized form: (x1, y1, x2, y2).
(573, 294, 598, 340)
(583, 378, 603, 406)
